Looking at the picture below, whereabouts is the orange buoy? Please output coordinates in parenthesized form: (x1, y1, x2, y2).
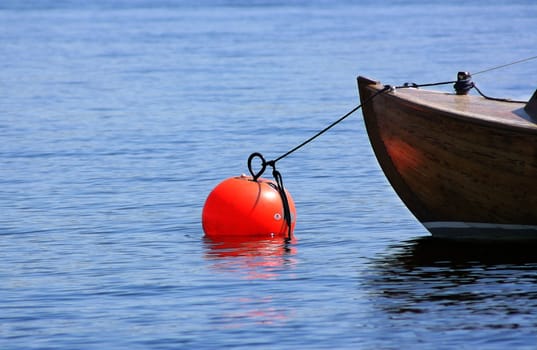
(202, 175, 296, 239)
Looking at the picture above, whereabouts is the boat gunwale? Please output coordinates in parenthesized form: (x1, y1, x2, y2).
(360, 77, 537, 135)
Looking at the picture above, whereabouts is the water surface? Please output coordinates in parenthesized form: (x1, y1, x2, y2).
(2, 1, 537, 349)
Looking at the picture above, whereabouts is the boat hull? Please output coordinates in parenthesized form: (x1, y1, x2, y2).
(358, 76, 537, 240)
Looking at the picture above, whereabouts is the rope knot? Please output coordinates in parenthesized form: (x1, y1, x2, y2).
(453, 71, 474, 95)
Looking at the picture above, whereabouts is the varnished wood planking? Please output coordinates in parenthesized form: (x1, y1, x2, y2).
(358, 76, 537, 226)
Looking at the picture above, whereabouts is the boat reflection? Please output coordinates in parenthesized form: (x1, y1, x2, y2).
(385, 236, 537, 267)
(365, 236, 537, 317)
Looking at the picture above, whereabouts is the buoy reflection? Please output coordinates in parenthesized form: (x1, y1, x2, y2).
(203, 235, 297, 280)
(203, 235, 298, 328)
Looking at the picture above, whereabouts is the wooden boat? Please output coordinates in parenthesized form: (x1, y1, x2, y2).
(357, 75, 537, 240)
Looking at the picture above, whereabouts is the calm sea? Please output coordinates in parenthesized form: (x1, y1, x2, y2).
(2, 1, 537, 349)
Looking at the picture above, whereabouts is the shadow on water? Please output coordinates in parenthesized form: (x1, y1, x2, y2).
(365, 236, 537, 320)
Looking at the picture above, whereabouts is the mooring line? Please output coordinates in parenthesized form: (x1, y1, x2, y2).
(258, 55, 537, 167)
(270, 86, 391, 164)
(473, 55, 537, 76)
(247, 86, 390, 240)
(246, 54, 537, 237)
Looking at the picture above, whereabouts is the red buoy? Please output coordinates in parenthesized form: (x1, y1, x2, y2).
(202, 175, 296, 239)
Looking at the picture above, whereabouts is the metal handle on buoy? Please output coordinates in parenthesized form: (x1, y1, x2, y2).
(247, 152, 267, 181)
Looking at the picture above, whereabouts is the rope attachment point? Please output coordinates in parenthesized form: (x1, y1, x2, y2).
(247, 152, 267, 182)
(453, 71, 474, 95)
(247, 152, 292, 239)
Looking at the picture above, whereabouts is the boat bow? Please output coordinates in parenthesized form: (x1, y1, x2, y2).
(358, 76, 537, 240)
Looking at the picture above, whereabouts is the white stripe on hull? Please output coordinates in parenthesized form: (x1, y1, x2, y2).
(423, 221, 537, 240)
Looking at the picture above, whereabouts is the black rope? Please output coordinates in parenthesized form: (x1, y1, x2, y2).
(247, 152, 266, 182)
(247, 152, 292, 240)
(244, 57, 536, 238)
(246, 86, 390, 239)
(401, 80, 456, 89)
(272, 85, 391, 163)
(471, 84, 526, 103)
(248, 86, 390, 167)
(399, 71, 527, 103)
(271, 166, 292, 240)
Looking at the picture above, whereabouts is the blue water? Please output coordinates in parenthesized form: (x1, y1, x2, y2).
(2, 1, 537, 349)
